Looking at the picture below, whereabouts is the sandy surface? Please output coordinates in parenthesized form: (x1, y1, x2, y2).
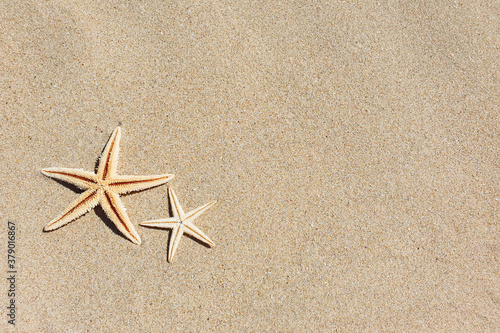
(1, 1, 499, 331)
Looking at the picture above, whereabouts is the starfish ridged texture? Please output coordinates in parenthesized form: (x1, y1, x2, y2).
(140, 187, 216, 262)
(41, 126, 174, 245)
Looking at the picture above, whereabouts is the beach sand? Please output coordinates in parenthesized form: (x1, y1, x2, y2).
(1, 1, 498, 331)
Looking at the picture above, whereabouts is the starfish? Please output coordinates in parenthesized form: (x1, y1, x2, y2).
(41, 126, 174, 245)
(140, 187, 216, 262)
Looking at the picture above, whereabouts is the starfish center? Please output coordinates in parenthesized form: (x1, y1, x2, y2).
(96, 179, 109, 190)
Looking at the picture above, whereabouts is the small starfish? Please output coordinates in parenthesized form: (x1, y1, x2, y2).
(41, 126, 174, 245)
(140, 187, 216, 262)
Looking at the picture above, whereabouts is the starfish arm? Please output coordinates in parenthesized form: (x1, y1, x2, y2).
(139, 218, 179, 228)
(41, 167, 97, 190)
(100, 190, 141, 245)
(97, 127, 121, 180)
(108, 174, 174, 194)
(184, 200, 217, 225)
(44, 189, 99, 231)
(168, 225, 184, 263)
(168, 187, 185, 219)
(183, 222, 215, 247)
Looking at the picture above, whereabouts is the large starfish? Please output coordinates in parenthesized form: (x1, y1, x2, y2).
(41, 126, 174, 245)
(140, 187, 216, 262)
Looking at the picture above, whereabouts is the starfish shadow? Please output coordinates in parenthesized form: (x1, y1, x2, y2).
(184, 234, 212, 248)
(94, 205, 133, 243)
(93, 130, 116, 172)
(50, 178, 84, 194)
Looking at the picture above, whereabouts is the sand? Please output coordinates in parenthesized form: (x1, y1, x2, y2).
(1, 1, 498, 331)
